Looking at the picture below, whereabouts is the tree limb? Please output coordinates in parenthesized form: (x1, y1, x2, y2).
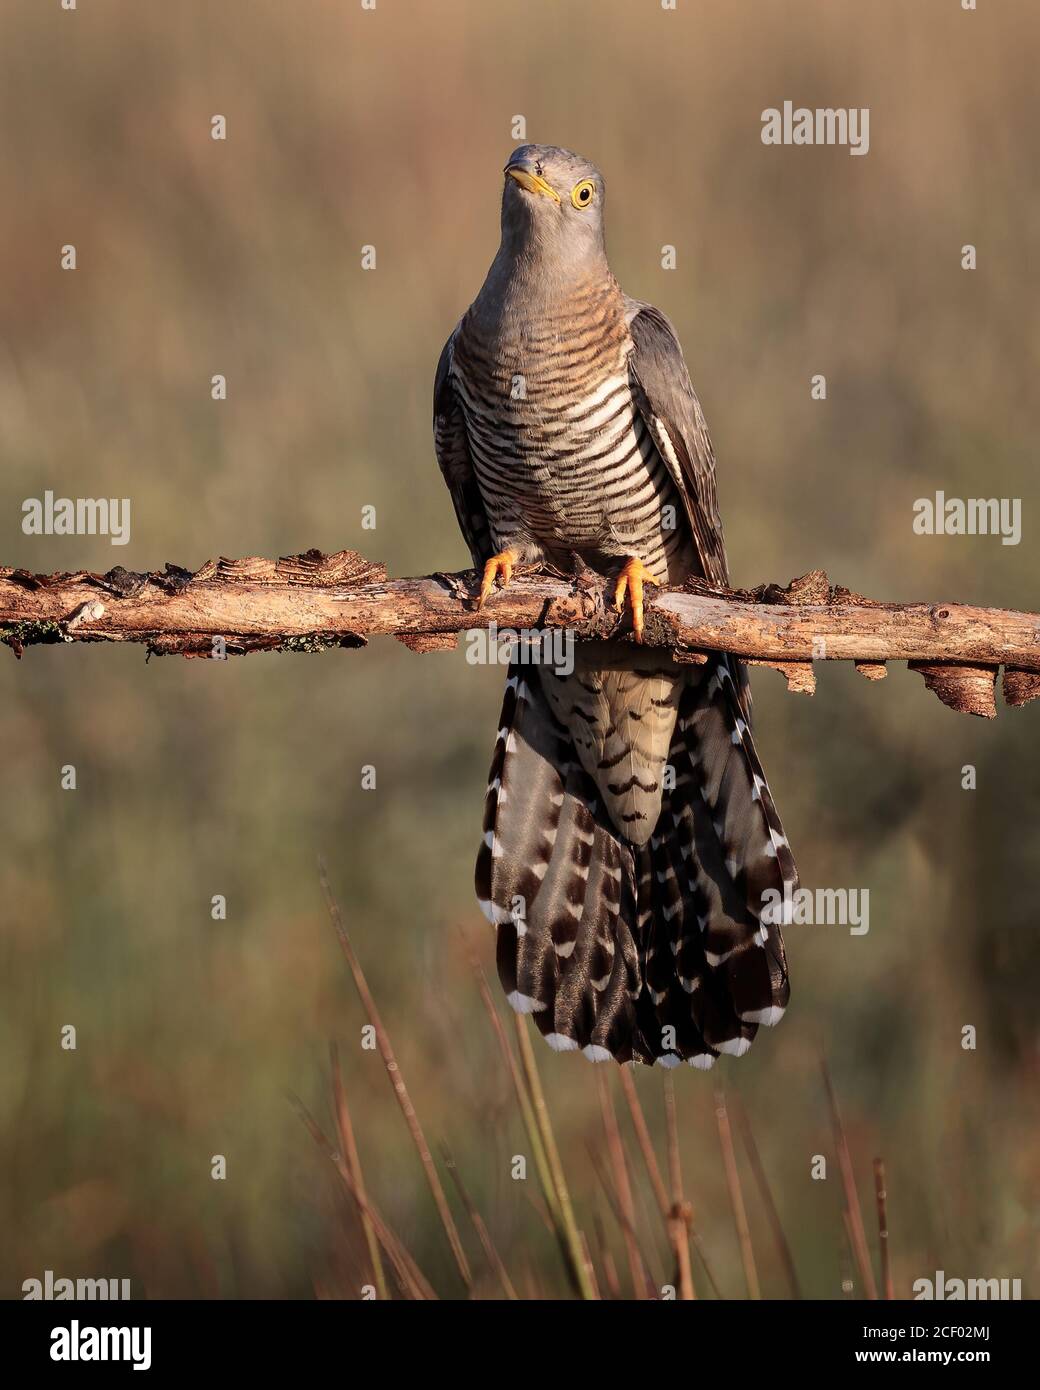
(2, 549, 1037, 718)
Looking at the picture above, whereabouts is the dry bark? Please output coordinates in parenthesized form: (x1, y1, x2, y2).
(2, 549, 1037, 718)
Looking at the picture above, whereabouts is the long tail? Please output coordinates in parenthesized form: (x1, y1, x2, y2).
(475, 658, 795, 1067)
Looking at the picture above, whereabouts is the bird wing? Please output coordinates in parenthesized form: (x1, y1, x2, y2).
(625, 299, 756, 723)
(434, 324, 494, 569)
(624, 299, 730, 589)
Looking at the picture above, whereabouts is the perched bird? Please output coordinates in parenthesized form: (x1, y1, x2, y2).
(434, 145, 797, 1067)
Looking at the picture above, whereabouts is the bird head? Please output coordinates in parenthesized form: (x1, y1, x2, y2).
(500, 144, 607, 271)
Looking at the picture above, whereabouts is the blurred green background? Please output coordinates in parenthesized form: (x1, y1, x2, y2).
(0, 0, 1037, 1300)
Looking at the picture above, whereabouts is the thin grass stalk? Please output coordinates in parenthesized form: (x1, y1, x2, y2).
(471, 954, 592, 1300)
(839, 1218, 856, 1298)
(521, 1261, 543, 1301)
(514, 1014, 598, 1300)
(593, 1210, 623, 1300)
(288, 1091, 436, 1300)
(471, 959, 562, 1231)
(618, 1067, 721, 1297)
(578, 1232, 602, 1300)
(618, 1067, 670, 1214)
(596, 1071, 648, 1298)
(873, 1157, 894, 1300)
(329, 1041, 387, 1302)
(821, 1058, 877, 1300)
(319, 860, 473, 1290)
(689, 1229, 724, 1299)
(520, 1190, 558, 1237)
(586, 1145, 661, 1293)
(714, 1084, 760, 1299)
(472, 946, 587, 1297)
(732, 1091, 801, 1299)
(842, 1211, 862, 1296)
(663, 1074, 696, 1300)
(631, 1172, 669, 1283)
(441, 1144, 519, 1300)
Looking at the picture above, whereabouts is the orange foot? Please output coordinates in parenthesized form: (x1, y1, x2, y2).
(477, 548, 519, 608)
(613, 557, 661, 643)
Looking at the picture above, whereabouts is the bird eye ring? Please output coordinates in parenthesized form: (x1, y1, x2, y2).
(571, 179, 596, 210)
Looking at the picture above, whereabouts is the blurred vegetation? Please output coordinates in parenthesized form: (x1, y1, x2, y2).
(0, 0, 1037, 1299)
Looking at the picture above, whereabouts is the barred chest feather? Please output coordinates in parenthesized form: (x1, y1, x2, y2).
(451, 280, 691, 583)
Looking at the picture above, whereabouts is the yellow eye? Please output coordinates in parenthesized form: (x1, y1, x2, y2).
(571, 179, 596, 210)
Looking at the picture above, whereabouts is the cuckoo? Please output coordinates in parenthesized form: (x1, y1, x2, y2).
(434, 145, 797, 1068)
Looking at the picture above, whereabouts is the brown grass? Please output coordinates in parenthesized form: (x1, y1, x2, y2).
(300, 871, 906, 1300)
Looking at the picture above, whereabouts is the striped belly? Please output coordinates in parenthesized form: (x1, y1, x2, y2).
(454, 358, 692, 584)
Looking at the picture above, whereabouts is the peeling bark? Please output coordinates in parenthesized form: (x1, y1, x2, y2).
(1, 550, 1037, 717)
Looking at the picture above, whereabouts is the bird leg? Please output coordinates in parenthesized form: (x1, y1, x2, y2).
(613, 557, 660, 643)
(477, 548, 519, 608)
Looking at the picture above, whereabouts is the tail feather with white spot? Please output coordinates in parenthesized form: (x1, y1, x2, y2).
(476, 658, 794, 1067)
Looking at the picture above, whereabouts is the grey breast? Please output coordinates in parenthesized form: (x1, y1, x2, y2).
(451, 277, 693, 585)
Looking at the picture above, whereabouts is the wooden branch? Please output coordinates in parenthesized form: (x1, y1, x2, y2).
(2, 549, 1037, 718)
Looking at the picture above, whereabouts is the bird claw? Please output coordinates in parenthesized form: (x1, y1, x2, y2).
(613, 557, 660, 643)
(477, 549, 518, 608)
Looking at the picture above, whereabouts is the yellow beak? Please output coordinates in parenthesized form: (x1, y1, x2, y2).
(505, 166, 561, 204)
